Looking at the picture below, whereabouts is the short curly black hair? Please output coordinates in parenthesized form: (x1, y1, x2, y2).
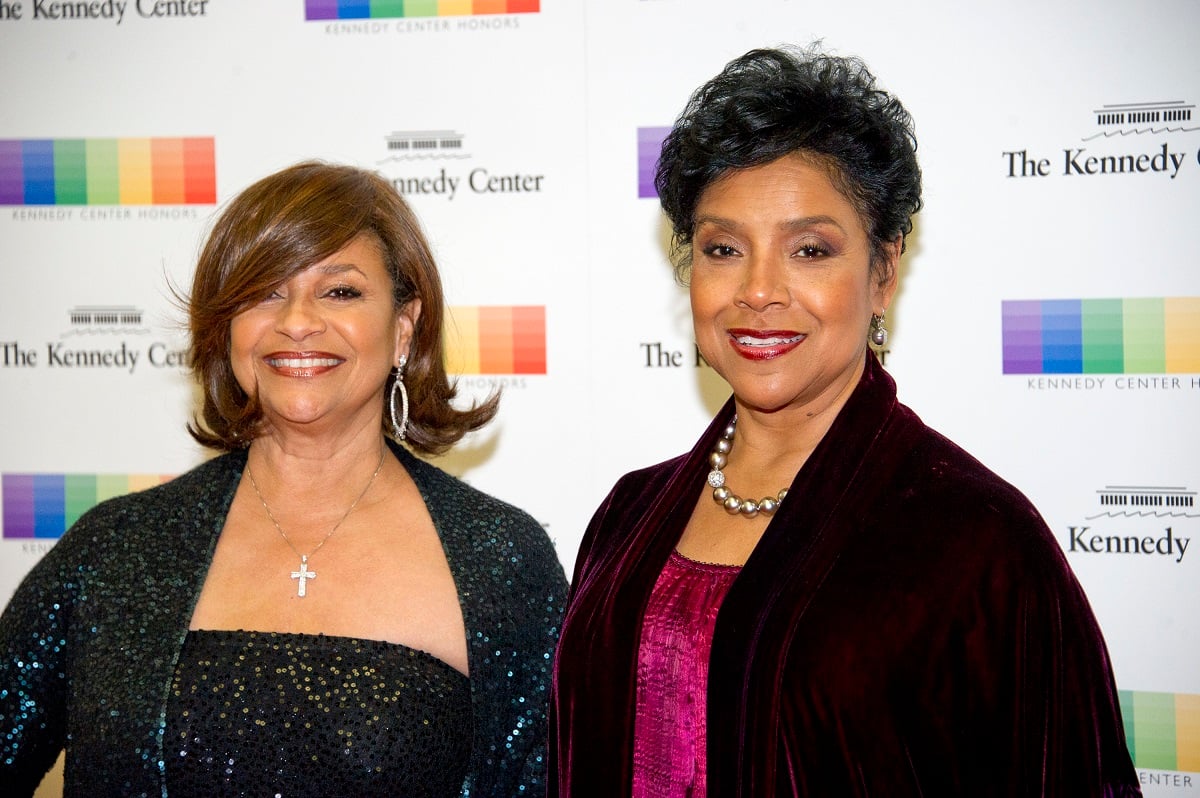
(655, 45, 922, 279)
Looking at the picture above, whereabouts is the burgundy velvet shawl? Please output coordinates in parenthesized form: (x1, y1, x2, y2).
(549, 354, 1140, 796)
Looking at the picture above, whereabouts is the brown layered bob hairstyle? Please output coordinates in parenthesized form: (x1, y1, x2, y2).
(187, 161, 497, 455)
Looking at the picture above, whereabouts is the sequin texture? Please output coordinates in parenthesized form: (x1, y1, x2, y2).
(166, 629, 470, 796)
(0, 441, 567, 796)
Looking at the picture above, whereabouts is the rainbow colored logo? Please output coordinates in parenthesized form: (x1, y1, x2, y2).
(444, 306, 546, 375)
(1002, 298, 1200, 374)
(2, 474, 173, 539)
(0, 138, 216, 206)
(306, 0, 538, 19)
(1121, 690, 1199, 772)
(637, 126, 670, 198)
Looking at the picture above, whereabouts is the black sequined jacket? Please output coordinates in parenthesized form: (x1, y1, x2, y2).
(0, 441, 568, 797)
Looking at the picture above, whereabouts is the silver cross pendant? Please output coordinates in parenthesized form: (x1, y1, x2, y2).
(291, 555, 316, 597)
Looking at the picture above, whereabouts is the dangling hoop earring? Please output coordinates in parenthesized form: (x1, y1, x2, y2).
(389, 354, 409, 441)
(869, 312, 889, 348)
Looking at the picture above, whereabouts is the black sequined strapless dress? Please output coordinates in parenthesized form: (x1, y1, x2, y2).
(164, 629, 471, 797)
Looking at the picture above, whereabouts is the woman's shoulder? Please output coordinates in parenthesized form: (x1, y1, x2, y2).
(396, 447, 565, 576)
(400, 448, 539, 528)
(585, 452, 693, 531)
(852, 415, 1083, 614)
(21, 452, 242, 589)
(67, 451, 242, 533)
(570, 453, 692, 572)
(53, 453, 241, 547)
(903, 425, 1038, 513)
(607, 452, 690, 499)
(884, 416, 1059, 558)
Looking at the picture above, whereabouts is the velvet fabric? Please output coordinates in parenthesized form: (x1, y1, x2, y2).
(632, 551, 739, 796)
(549, 353, 1140, 796)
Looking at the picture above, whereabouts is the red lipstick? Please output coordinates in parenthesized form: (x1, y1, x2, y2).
(726, 328, 805, 361)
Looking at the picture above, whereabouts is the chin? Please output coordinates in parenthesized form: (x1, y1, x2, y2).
(263, 402, 328, 427)
(729, 388, 804, 415)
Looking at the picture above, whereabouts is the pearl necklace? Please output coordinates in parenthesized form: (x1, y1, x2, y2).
(706, 415, 789, 518)
(245, 446, 386, 597)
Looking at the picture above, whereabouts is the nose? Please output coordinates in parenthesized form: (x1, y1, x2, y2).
(735, 253, 791, 312)
(274, 294, 325, 341)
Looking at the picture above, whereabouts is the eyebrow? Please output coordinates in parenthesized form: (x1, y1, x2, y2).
(314, 262, 367, 278)
(694, 213, 846, 233)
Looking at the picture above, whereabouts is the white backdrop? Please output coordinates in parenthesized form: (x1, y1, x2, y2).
(1, 1, 1197, 794)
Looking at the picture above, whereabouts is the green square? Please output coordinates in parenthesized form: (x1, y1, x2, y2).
(404, 0, 438, 16)
(371, 0, 406, 16)
(85, 140, 120, 205)
(1133, 691, 1176, 770)
(1123, 298, 1165, 373)
(63, 474, 96, 528)
(53, 140, 87, 205)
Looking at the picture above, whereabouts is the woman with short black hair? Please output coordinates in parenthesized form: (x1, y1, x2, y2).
(550, 46, 1138, 797)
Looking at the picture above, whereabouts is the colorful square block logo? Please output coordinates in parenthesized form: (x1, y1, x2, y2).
(637, 126, 670, 199)
(0, 138, 216, 206)
(1002, 298, 1200, 374)
(444, 306, 546, 375)
(1119, 690, 1200, 772)
(306, 0, 539, 20)
(2, 474, 173, 540)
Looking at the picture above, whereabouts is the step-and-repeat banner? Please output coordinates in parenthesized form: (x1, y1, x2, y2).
(1, 1, 1197, 794)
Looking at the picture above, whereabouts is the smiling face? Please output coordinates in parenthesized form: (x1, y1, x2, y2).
(689, 152, 898, 422)
(230, 233, 419, 438)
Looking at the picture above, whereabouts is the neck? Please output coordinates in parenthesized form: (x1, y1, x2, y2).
(246, 423, 391, 508)
(252, 413, 386, 469)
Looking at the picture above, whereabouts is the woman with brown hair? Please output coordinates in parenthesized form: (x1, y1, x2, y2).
(0, 161, 567, 797)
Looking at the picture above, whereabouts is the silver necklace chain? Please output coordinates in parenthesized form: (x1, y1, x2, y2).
(244, 446, 386, 597)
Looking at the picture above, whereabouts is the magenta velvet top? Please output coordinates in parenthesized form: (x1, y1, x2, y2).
(633, 550, 740, 798)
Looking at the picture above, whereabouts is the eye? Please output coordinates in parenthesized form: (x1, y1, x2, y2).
(700, 243, 740, 259)
(325, 285, 363, 300)
(794, 242, 831, 258)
